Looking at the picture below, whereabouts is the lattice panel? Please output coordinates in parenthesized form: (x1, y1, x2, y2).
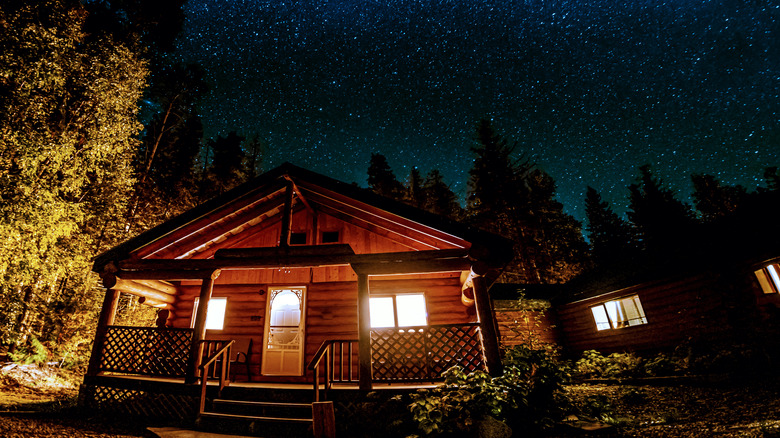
(371, 328, 430, 381)
(370, 324, 486, 381)
(428, 324, 486, 375)
(100, 326, 193, 377)
(82, 384, 197, 420)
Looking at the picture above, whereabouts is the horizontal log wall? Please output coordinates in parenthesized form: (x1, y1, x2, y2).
(555, 273, 733, 355)
(494, 307, 558, 348)
(170, 273, 470, 382)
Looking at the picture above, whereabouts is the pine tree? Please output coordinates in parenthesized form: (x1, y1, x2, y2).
(367, 153, 404, 200)
(628, 165, 696, 252)
(422, 170, 463, 220)
(404, 167, 425, 209)
(585, 187, 638, 266)
(691, 174, 746, 222)
(467, 120, 586, 283)
(201, 132, 249, 199)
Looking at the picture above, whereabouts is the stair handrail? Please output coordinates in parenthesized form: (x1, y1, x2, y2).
(307, 339, 358, 401)
(198, 339, 234, 415)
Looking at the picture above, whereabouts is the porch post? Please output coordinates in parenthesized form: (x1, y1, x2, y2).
(86, 287, 120, 377)
(356, 273, 372, 391)
(186, 269, 221, 384)
(471, 269, 503, 376)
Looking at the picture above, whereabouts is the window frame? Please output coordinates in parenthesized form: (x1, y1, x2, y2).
(191, 297, 228, 330)
(369, 292, 428, 329)
(755, 263, 780, 294)
(590, 294, 647, 331)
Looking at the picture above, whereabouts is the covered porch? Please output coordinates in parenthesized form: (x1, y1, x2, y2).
(86, 247, 503, 399)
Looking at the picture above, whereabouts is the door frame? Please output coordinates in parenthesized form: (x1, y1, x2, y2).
(261, 285, 307, 376)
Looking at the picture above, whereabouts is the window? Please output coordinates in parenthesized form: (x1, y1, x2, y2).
(755, 264, 780, 294)
(321, 231, 340, 243)
(590, 295, 647, 331)
(191, 297, 227, 330)
(369, 293, 428, 328)
(289, 232, 307, 245)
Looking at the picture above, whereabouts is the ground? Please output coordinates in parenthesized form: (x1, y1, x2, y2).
(3, 363, 780, 437)
(0, 362, 149, 437)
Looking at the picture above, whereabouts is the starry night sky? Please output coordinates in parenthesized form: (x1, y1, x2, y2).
(175, 0, 780, 221)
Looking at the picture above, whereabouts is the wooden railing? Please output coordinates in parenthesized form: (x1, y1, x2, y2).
(370, 323, 485, 381)
(198, 340, 234, 415)
(307, 339, 359, 401)
(99, 326, 193, 377)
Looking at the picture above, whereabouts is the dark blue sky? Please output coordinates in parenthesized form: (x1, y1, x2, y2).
(175, 0, 780, 221)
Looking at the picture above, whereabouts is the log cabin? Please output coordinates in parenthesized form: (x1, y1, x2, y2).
(554, 255, 780, 357)
(80, 163, 513, 423)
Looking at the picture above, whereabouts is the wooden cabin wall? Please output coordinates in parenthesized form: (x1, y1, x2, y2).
(555, 273, 735, 356)
(168, 271, 471, 382)
(493, 303, 558, 349)
(191, 209, 426, 262)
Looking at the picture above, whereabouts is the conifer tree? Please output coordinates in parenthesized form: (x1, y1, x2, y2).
(628, 165, 696, 252)
(368, 153, 404, 200)
(691, 174, 746, 222)
(404, 167, 425, 209)
(467, 120, 586, 283)
(585, 187, 638, 266)
(201, 132, 249, 199)
(423, 170, 463, 220)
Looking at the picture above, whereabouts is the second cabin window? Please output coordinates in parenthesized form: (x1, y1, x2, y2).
(369, 293, 428, 328)
(755, 263, 780, 294)
(590, 295, 647, 331)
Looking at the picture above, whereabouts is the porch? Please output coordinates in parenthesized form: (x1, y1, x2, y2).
(87, 322, 486, 397)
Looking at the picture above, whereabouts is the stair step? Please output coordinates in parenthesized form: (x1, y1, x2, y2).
(199, 411, 313, 424)
(213, 399, 312, 409)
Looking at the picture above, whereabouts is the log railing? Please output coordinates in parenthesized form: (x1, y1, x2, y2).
(98, 326, 193, 377)
(198, 340, 234, 415)
(307, 339, 359, 401)
(370, 323, 485, 382)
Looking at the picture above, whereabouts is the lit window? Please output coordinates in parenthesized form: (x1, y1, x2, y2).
(192, 297, 227, 330)
(369, 293, 428, 328)
(755, 264, 780, 294)
(590, 295, 647, 331)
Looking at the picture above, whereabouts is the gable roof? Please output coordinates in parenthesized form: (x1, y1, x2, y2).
(93, 163, 513, 272)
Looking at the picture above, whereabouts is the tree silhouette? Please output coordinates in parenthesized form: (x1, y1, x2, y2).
(628, 165, 696, 252)
(368, 153, 404, 200)
(585, 186, 638, 266)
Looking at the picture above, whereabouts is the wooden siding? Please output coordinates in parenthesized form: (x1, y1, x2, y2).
(494, 307, 558, 349)
(169, 274, 471, 382)
(555, 273, 735, 355)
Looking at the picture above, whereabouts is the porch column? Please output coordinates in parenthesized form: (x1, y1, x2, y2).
(471, 268, 503, 376)
(185, 269, 221, 384)
(86, 288, 121, 377)
(356, 273, 372, 391)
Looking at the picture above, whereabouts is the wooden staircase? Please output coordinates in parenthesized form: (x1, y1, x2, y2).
(197, 397, 335, 438)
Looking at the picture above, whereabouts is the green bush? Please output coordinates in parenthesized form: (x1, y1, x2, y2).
(407, 346, 569, 436)
(573, 350, 643, 379)
(9, 336, 49, 365)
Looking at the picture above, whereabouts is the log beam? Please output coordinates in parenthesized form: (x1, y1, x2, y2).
(279, 180, 294, 247)
(185, 269, 221, 384)
(101, 276, 175, 304)
(133, 279, 177, 295)
(471, 271, 503, 376)
(356, 273, 372, 391)
(86, 289, 120, 377)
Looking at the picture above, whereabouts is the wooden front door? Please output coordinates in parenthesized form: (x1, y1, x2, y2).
(261, 286, 306, 375)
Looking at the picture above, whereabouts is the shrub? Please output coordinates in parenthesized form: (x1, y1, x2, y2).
(574, 350, 643, 379)
(9, 336, 49, 365)
(407, 346, 569, 436)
